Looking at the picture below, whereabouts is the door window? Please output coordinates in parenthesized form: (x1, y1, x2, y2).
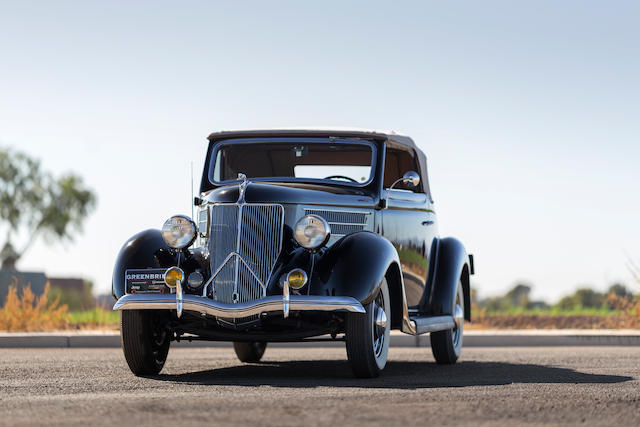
(384, 147, 423, 192)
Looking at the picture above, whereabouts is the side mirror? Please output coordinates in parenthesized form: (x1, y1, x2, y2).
(390, 171, 420, 189)
(401, 171, 420, 188)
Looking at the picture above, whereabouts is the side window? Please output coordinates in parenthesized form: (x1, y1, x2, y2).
(384, 147, 423, 193)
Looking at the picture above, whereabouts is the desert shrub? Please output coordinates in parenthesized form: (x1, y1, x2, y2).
(0, 282, 69, 331)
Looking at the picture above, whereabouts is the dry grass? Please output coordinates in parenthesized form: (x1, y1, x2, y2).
(67, 308, 119, 330)
(470, 295, 640, 329)
(469, 283, 640, 329)
(0, 281, 70, 331)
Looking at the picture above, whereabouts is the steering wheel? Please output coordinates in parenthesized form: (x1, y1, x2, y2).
(324, 175, 358, 183)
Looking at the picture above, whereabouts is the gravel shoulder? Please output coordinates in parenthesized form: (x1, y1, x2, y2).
(0, 346, 638, 426)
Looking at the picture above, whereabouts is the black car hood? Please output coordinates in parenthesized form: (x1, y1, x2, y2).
(203, 182, 377, 208)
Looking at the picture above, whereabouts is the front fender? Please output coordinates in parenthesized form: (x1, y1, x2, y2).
(112, 229, 178, 300)
(424, 237, 471, 321)
(310, 232, 400, 305)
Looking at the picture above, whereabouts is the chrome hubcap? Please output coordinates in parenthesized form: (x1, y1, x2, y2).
(454, 304, 464, 330)
(375, 305, 387, 334)
(452, 282, 464, 347)
(372, 292, 387, 358)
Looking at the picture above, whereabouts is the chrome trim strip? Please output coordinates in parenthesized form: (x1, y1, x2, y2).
(283, 279, 290, 318)
(202, 251, 266, 296)
(176, 279, 183, 318)
(233, 203, 243, 302)
(113, 294, 365, 318)
(324, 222, 368, 226)
(304, 209, 372, 215)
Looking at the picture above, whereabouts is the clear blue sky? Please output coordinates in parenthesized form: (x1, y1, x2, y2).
(1, 1, 639, 301)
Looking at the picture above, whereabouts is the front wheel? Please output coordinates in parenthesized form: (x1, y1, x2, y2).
(345, 278, 391, 378)
(121, 310, 170, 375)
(430, 277, 464, 364)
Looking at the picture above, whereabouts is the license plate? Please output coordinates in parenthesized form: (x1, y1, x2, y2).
(125, 268, 170, 294)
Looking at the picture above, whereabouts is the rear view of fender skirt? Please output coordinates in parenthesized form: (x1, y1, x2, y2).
(113, 294, 365, 319)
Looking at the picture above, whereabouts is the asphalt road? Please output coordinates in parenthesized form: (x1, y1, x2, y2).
(0, 346, 638, 426)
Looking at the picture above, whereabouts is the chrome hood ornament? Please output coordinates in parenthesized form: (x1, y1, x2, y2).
(237, 173, 249, 204)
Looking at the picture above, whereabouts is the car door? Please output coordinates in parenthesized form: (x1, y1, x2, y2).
(380, 146, 438, 310)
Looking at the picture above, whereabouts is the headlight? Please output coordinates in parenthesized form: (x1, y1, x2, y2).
(161, 215, 197, 249)
(293, 215, 331, 250)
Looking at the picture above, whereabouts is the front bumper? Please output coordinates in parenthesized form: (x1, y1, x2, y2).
(113, 293, 365, 319)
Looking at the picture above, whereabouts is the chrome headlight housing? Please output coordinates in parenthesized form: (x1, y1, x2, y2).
(294, 215, 331, 250)
(161, 215, 197, 249)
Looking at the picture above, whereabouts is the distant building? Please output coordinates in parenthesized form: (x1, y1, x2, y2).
(0, 269, 47, 305)
(95, 293, 115, 309)
(47, 277, 85, 293)
(0, 271, 91, 308)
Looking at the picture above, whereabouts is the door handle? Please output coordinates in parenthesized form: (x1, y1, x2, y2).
(422, 220, 434, 226)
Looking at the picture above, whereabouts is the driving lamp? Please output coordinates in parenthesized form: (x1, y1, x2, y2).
(287, 268, 308, 290)
(187, 271, 204, 289)
(164, 267, 184, 288)
(161, 215, 197, 249)
(293, 215, 331, 250)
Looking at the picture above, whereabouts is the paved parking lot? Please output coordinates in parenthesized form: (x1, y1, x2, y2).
(0, 346, 638, 426)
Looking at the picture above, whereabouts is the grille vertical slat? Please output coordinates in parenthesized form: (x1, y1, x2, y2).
(209, 203, 284, 303)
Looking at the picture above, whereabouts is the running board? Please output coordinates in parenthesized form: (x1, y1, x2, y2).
(404, 315, 456, 335)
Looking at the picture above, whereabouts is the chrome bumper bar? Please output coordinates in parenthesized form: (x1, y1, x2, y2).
(113, 293, 365, 319)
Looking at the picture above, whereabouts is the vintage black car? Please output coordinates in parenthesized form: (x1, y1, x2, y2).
(113, 129, 473, 378)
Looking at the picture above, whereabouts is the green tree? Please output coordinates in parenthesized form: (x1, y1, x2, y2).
(607, 283, 633, 299)
(504, 283, 531, 309)
(555, 287, 605, 310)
(478, 283, 538, 312)
(0, 147, 96, 270)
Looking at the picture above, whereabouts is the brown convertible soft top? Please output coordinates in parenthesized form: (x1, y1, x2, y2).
(207, 128, 431, 196)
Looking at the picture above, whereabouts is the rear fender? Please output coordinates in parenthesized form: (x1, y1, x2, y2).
(424, 237, 471, 321)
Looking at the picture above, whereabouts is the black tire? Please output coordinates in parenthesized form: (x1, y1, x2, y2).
(345, 278, 391, 378)
(121, 310, 170, 375)
(233, 341, 267, 362)
(431, 277, 464, 364)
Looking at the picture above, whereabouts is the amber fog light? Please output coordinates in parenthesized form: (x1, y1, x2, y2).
(287, 268, 308, 290)
(164, 267, 184, 288)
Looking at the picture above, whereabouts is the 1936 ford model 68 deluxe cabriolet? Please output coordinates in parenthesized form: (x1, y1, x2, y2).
(113, 129, 473, 378)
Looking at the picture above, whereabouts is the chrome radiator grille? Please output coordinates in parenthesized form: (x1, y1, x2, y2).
(208, 204, 284, 303)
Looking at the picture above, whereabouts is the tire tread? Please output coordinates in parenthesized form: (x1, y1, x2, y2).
(121, 310, 169, 375)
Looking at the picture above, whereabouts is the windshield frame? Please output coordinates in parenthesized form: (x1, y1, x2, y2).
(207, 137, 378, 188)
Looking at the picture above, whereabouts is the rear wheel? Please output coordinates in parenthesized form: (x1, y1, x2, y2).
(430, 278, 464, 364)
(345, 278, 391, 378)
(233, 341, 267, 362)
(121, 310, 170, 375)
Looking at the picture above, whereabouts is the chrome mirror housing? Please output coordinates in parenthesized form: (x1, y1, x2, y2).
(389, 171, 420, 190)
(401, 171, 420, 188)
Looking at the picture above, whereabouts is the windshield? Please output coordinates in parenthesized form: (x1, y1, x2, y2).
(210, 139, 375, 185)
